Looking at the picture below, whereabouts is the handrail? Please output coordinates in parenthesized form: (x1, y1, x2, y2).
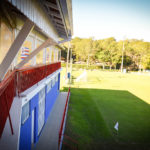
(0, 71, 16, 95)
(16, 62, 59, 72)
(17, 62, 61, 94)
(58, 87, 72, 149)
(0, 62, 61, 138)
(0, 71, 16, 137)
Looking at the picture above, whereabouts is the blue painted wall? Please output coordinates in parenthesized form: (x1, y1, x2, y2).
(19, 93, 39, 150)
(45, 74, 60, 122)
(19, 75, 60, 150)
(30, 94, 39, 143)
(19, 115, 32, 150)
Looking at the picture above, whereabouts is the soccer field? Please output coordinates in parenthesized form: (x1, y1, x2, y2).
(61, 69, 150, 150)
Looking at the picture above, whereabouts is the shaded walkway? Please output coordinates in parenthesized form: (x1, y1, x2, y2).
(33, 92, 68, 150)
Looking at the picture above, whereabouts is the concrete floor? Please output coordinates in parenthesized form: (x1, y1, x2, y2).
(33, 92, 68, 150)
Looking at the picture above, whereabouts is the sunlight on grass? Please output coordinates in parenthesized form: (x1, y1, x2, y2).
(69, 69, 150, 104)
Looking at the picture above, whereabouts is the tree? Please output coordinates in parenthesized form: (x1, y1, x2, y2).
(68, 37, 150, 71)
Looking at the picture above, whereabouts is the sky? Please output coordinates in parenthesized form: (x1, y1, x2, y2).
(72, 0, 150, 42)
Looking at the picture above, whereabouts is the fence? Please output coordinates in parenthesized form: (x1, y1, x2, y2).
(0, 62, 61, 138)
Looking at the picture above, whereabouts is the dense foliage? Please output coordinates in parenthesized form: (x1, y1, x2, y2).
(62, 37, 150, 70)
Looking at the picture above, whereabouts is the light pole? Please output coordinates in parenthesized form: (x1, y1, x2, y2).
(70, 46, 72, 84)
(70, 46, 72, 74)
(121, 40, 125, 72)
(66, 41, 70, 79)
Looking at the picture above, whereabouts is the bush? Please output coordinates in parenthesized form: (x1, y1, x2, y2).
(61, 63, 110, 70)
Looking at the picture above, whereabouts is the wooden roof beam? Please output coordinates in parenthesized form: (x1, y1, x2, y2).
(0, 19, 34, 81)
(51, 13, 61, 19)
(16, 38, 57, 69)
(56, 25, 65, 30)
(44, 1, 59, 10)
(58, 31, 66, 35)
(55, 24, 64, 29)
(54, 19, 63, 25)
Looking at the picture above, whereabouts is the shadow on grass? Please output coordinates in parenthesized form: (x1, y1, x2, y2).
(62, 88, 150, 150)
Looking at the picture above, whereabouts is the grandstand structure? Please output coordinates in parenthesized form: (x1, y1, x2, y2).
(0, 0, 73, 149)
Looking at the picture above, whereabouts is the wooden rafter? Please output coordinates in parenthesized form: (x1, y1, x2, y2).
(44, 1, 58, 10)
(54, 19, 63, 25)
(51, 12, 61, 19)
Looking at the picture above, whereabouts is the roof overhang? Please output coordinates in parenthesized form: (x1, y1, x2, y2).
(4, 0, 73, 42)
(38, 0, 73, 39)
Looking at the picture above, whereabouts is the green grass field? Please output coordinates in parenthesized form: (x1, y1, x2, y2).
(61, 68, 150, 150)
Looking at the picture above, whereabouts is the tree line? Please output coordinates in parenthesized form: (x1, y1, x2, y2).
(62, 37, 150, 71)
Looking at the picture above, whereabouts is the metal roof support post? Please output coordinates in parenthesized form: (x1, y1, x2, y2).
(43, 47, 47, 64)
(16, 38, 56, 69)
(53, 48, 55, 62)
(59, 49, 61, 61)
(54, 47, 56, 62)
(53, 47, 55, 62)
(0, 19, 34, 81)
(57, 48, 59, 61)
(56, 48, 58, 62)
(32, 34, 37, 66)
(49, 46, 52, 63)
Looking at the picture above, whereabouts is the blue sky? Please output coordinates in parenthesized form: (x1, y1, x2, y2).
(72, 0, 150, 41)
